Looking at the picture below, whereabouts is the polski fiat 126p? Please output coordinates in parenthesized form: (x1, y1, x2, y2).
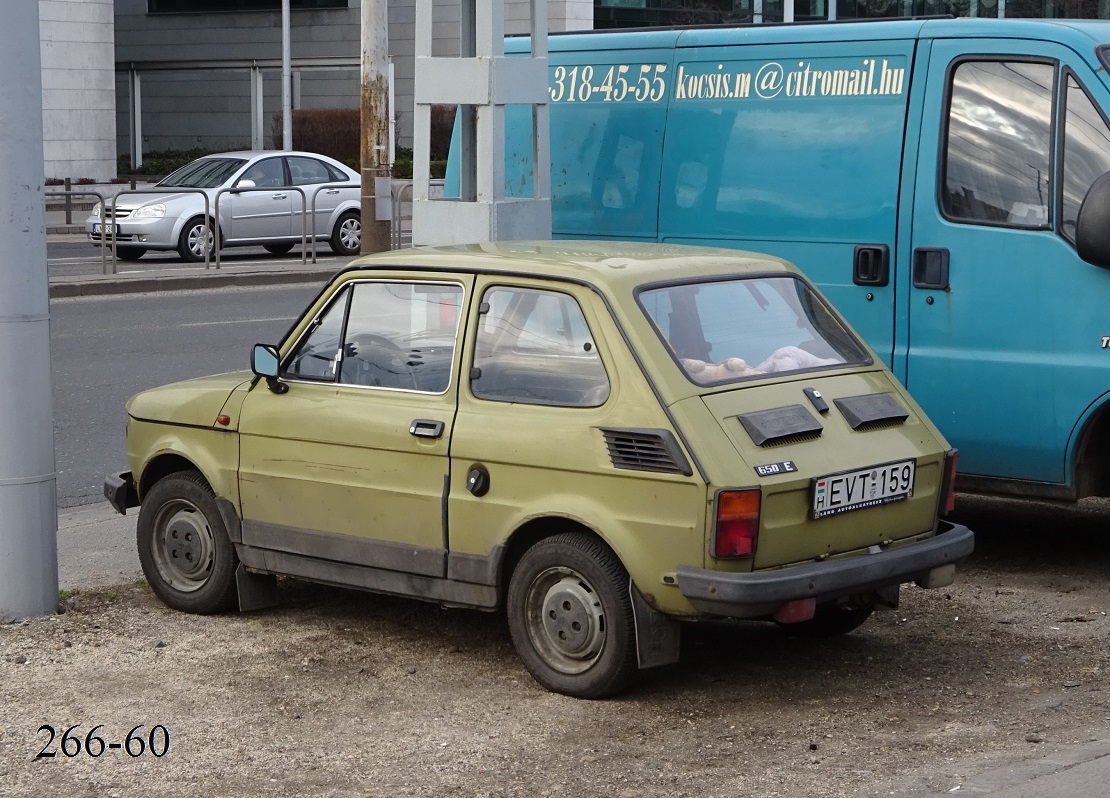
(105, 241, 973, 698)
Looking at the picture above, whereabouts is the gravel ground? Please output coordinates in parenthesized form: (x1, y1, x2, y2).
(2, 495, 1109, 797)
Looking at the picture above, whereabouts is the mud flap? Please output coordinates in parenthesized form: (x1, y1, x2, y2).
(236, 564, 278, 612)
(630, 583, 681, 669)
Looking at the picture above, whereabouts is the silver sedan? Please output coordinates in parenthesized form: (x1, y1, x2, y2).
(86, 150, 362, 261)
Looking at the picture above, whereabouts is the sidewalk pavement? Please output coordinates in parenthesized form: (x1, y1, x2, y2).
(45, 211, 342, 299)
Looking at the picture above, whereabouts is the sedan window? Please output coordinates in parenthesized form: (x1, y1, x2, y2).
(287, 156, 336, 186)
(239, 157, 286, 188)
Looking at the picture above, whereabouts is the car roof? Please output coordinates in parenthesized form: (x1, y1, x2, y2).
(200, 150, 340, 160)
(343, 240, 801, 293)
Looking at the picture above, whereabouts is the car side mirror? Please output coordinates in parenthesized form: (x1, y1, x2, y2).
(251, 344, 288, 394)
(235, 178, 257, 191)
(1076, 171, 1110, 268)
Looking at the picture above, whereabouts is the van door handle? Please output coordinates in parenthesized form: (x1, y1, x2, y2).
(853, 245, 890, 286)
(409, 419, 445, 439)
(913, 248, 950, 290)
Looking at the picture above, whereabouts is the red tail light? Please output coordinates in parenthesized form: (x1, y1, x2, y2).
(714, 489, 761, 558)
(940, 449, 959, 515)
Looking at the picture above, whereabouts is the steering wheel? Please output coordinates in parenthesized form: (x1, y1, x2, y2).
(343, 333, 418, 389)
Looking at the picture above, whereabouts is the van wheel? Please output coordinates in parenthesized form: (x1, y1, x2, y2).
(507, 533, 637, 699)
(329, 210, 361, 256)
(177, 216, 217, 262)
(136, 470, 239, 614)
(776, 600, 874, 638)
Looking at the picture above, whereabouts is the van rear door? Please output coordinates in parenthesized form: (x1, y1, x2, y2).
(905, 37, 1110, 486)
(656, 34, 916, 363)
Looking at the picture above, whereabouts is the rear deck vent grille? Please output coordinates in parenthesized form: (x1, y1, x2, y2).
(737, 405, 824, 448)
(834, 393, 909, 431)
(600, 428, 692, 476)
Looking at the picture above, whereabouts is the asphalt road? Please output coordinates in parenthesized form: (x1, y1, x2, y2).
(49, 283, 327, 508)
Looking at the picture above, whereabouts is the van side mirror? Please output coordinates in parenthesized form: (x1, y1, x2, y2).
(1076, 172, 1110, 268)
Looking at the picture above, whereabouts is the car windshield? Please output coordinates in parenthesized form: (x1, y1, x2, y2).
(638, 275, 870, 385)
(158, 158, 247, 189)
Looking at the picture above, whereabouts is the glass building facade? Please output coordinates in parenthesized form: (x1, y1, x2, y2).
(594, 0, 1110, 28)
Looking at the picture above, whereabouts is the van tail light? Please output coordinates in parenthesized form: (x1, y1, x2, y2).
(714, 489, 761, 558)
(939, 449, 959, 516)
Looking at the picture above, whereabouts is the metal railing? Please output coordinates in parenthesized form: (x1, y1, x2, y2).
(213, 186, 308, 270)
(45, 190, 107, 274)
(307, 183, 359, 264)
(110, 188, 212, 272)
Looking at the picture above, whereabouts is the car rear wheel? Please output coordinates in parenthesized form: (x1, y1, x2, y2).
(263, 243, 295, 255)
(177, 216, 217, 262)
(507, 532, 638, 699)
(776, 599, 875, 638)
(137, 470, 239, 614)
(329, 210, 361, 256)
(115, 246, 147, 261)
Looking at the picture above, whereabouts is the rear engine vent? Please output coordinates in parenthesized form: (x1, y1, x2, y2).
(737, 405, 823, 448)
(600, 428, 692, 476)
(834, 393, 909, 431)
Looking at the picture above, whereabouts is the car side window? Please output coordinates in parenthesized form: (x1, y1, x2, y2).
(942, 59, 1054, 228)
(240, 157, 286, 188)
(1061, 74, 1110, 242)
(339, 282, 463, 393)
(284, 287, 350, 382)
(287, 156, 334, 186)
(471, 286, 610, 407)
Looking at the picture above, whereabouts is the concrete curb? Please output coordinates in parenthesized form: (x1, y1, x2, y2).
(49, 267, 337, 298)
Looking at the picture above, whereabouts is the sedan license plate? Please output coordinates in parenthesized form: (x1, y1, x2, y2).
(812, 459, 915, 519)
(92, 223, 119, 236)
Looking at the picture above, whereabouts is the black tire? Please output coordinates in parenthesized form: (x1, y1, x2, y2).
(136, 470, 239, 614)
(776, 600, 875, 638)
(263, 243, 295, 255)
(115, 246, 147, 261)
(507, 532, 638, 699)
(177, 216, 217, 262)
(329, 210, 361, 256)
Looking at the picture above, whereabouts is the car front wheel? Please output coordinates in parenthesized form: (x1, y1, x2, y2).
(177, 216, 217, 262)
(507, 532, 638, 699)
(136, 470, 239, 614)
(329, 210, 361, 256)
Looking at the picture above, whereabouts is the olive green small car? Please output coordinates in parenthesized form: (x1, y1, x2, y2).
(105, 241, 973, 698)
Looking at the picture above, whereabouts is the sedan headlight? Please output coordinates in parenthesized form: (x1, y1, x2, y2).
(131, 203, 166, 218)
(91, 203, 102, 219)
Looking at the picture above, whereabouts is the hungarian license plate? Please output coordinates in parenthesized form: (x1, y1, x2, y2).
(92, 223, 119, 236)
(812, 459, 915, 519)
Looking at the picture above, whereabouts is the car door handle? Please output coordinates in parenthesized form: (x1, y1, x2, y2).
(409, 419, 445, 439)
(272, 193, 288, 200)
(853, 244, 890, 287)
(325, 189, 340, 195)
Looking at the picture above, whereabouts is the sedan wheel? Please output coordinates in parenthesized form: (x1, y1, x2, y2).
(329, 211, 361, 256)
(177, 216, 216, 262)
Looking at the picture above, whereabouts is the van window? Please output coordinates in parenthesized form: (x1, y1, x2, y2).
(638, 276, 870, 386)
(942, 60, 1054, 228)
(1061, 75, 1110, 242)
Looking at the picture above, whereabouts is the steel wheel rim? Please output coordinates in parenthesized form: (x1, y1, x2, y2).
(524, 566, 607, 675)
(151, 499, 216, 592)
(339, 218, 360, 250)
(187, 224, 212, 257)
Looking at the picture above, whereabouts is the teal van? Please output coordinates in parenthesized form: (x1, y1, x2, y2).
(450, 18, 1110, 504)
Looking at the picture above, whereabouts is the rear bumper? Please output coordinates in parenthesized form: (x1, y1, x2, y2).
(104, 470, 139, 515)
(676, 521, 974, 618)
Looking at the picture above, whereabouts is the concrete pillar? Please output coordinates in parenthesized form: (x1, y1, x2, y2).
(0, 1, 59, 621)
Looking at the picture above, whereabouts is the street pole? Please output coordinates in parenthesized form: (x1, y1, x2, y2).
(0, 3, 59, 620)
(360, 0, 392, 254)
(282, 0, 292, 150)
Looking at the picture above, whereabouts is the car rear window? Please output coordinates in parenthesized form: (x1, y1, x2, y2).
(638, 275, 870, 385)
